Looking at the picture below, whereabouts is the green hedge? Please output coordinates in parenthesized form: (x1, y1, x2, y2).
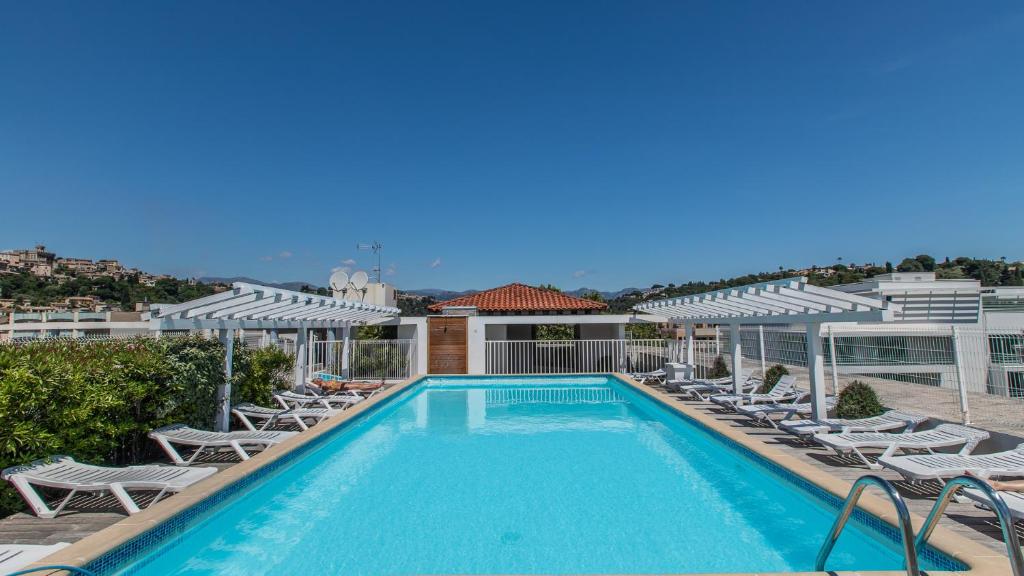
(756, 364, 789, 394)
(0, 336, 292, 517)
(835, 380, 885, 419)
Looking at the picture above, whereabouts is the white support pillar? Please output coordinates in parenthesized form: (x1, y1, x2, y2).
(828, 325, 839, 395)
(217, 329, 235, 432)
(269, 328, 279, 345)
(341, 322, 352, 380)
(951, 325, 972, 425)
(685, 321, 694, 367)
(758, 324, 767, 377)
(294, 324, 308, 392)
(729, 323, 743, 395)
(805, 322, 828, 419)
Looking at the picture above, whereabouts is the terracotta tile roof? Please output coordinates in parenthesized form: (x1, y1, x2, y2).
(427, 283, 608, 313)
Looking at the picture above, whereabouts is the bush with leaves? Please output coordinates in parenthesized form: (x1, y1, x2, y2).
(231, 345, 294, 406)
(707, 355, 730, 379)
(0, 336, 292, 516)
(835, 380, 885, 419)
(756, 364, 789, 394)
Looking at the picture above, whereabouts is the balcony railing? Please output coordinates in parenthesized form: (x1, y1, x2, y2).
(485, 339, 674, 375)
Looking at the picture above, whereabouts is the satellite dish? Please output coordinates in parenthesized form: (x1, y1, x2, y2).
(350, 270, 369, 290)
(329, 270, 350, 292)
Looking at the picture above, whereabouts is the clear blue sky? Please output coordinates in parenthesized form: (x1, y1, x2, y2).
(2, 2, 1022, 291)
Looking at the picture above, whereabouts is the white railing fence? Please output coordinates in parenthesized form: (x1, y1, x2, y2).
(703, 325, 1024, 435)
(485, 339, 670, 375)
(309, 338, 416, 382)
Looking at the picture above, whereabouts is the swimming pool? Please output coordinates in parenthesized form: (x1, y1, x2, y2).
(89, 375, 965, 575)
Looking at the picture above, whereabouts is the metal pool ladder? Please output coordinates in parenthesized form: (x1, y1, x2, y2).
(816, 475, 921, 576)
(915, 475, 1023, 576)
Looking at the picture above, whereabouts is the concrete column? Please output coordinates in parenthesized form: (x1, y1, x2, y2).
(685, 321, 694, 366)
(805, 323, 828, 419)
(294, 324, 308, 392)
(217, 329, 235, 432)
(341, 323, 352, 380)
(729, 323, 743, 394)
(758, 325, 766, 377)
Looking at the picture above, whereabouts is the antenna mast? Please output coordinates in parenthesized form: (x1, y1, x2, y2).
(356, 241, 384, 283)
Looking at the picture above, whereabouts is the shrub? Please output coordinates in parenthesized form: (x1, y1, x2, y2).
(232, 345, 294, 405)
(0, 336, 293, 516)
(707, 355, 730, 379)
(835, 380, 885, 419)
(757, 364, 789, 394)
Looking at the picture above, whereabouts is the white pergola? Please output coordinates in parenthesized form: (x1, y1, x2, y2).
(634, 277, 902, 418)
(149, 282, 400, 430)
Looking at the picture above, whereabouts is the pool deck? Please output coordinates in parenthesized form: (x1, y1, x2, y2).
(1, 374, 1019, 576)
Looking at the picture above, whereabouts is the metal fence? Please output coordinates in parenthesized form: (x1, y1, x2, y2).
(309, 338, 416, 382)
(485, 339, 670, 375)
(691, 325, 1024, 435)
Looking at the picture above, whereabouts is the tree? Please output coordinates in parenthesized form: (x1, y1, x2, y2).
(580, 290, 605, 303)
(535, 324, 574, 340)
(915, 254, 936, 272)
(537, 284, 561, 293)
(884, 261, 894, 273)
(896, 258, 924, 272)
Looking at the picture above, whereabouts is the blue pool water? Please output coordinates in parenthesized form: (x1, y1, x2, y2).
(105, 376, 958, 575)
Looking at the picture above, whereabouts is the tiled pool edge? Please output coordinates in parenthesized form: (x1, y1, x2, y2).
(25, 375, 425, 574)
(612, 373, 1011, 576)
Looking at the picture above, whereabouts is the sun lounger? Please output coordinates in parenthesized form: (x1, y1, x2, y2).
(962, 488, 1024, 521)
(778, 410, 929, 438)
(231, 403, 338, 431)
(0, 542, 70, 573)
(149, 424, 297, 465)
(878, 443, 1024, 482)
(709, 375, 800, 410)
(274, 390, 363, 410)
(1, 456, 216, 518)
(629, 369, 667, 385)
(814, 423, 990, 470)
(735, 395, 836, 428)
(678, 377, 761, 401)
(665, 368, 754, 394)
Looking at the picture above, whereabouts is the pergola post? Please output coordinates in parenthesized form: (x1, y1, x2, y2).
(217, 328, 235, 432)
(294, 323, 308, 392)
(805, 322, 828, 419)
(685, 321, 694, 367)
(729, 322, 743, 394)
(341, 322, 352, 380)
(758, 324, 767, 377)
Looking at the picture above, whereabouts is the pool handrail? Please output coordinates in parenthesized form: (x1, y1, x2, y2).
(815, 474, 920, 576)
(915, 475, 1023, 576)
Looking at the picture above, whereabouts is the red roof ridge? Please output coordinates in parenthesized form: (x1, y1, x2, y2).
(427, 283, 607, 313)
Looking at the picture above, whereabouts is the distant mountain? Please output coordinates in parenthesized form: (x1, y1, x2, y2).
(565, 287, 642, 300)
(400, 288, 478, 300)
(198, 276, 323, 292)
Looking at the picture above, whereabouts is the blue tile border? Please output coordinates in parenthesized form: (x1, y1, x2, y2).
(610, 375, 969, 572)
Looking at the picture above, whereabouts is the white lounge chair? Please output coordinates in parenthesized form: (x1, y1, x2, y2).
(149, 424, 298, 466)
(629, 369, 667, 385)
(665, 368, 755, 394)
(735, 395, 836, 428)
(813, 423, 991, 470)
(232, 403, 338, 431)
(779, 410, 929, 439)
(0, 542, 70, 573)
(678, 375, 761, 401)
(709, 375, 800, 411)
(274, 389, 369, 410)
(878, 443, 1024, 482)
(962, 488, 1024, 521)
(1, 456, 216, 518)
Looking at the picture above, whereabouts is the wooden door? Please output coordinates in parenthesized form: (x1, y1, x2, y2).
(428, 316, 468, 374)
